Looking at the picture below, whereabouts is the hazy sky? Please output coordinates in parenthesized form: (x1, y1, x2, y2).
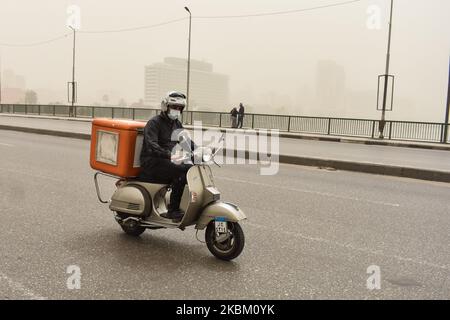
(0, 0, 449, 121)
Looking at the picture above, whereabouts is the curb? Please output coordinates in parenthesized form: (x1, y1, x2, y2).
(1, 123, 449, 183)
(278, 154, 450, 183)
(1, 113, 449, 151)
(0, 125, 91, 140)
(221, 149, 450, 183)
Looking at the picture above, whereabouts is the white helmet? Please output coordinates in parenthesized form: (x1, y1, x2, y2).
(161, 91, 186, 113)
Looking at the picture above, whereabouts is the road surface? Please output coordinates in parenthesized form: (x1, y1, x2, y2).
(0, 130, 449, 299)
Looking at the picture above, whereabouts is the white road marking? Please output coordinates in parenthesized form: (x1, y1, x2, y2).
(216, 176, 400, 207)
(0, 142, 13, 147)
(0, 271, 47, 300)
(246, 222, 449, 272)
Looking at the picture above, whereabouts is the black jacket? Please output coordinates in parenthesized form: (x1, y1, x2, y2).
(140, 112, 183, 168)
(238, 106, 245, 117)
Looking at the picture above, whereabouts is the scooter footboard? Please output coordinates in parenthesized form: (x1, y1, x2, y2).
(196, 201, 246, 230)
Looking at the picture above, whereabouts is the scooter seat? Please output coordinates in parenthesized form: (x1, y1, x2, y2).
(130, 177, 169, 186)
(134, 172, 170, 185)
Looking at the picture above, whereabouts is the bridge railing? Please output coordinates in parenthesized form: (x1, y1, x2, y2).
(1, 103, 449, 144)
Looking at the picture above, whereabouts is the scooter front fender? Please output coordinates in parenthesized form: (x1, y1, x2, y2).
(196, 201, 247, 230)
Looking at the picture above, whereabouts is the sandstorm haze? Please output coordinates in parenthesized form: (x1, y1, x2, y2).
(0, 0, 449, 122)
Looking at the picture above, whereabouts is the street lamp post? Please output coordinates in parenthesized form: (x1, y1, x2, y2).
(0, 54, 2, 105)
(184, 6, 192, 113)
(444, 56, 450, 143)
(379, 0, 394, 139)
(69, 26, 77, 117)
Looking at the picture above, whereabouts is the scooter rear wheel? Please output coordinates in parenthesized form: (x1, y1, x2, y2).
(120, 223, 146, 237)
(117, 212, 146, 237)
(205, 221, 245, 261)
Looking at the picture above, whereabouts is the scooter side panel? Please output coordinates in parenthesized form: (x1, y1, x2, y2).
(130, 182, 168, 198)
(131, 182, 169, 215)
(109, 185, 147, 216)
(195, 201, 247, 230)
(110, 182, 166, 216)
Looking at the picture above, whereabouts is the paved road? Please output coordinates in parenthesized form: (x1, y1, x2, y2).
(0, 130, 449, 299)
(1, 115, 450, 172)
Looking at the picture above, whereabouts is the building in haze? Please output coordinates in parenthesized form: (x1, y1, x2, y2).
(315, 60, 346, 117)
(144, 57, 229, 110)
(1, 69, 26, 103)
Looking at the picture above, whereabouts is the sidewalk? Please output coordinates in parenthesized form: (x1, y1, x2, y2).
(1, 113, 450, 183)
(1, 112, 449, 151)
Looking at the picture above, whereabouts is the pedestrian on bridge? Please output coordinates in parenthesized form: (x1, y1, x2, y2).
(237, 103, 245, 128)
(230, 106, 238, 128)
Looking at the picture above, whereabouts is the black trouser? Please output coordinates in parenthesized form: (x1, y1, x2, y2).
(237, 115, 244, 128)
(140, 159, 192, 211)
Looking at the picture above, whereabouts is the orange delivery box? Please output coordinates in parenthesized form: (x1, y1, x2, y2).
(90, 118, 146, 177)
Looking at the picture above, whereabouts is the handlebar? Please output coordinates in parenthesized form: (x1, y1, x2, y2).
(172, 133, 225, 167)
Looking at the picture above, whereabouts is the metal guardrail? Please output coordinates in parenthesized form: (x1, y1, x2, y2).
(1, 103, 449, 144)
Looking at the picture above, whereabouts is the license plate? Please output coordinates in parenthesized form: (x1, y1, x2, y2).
(215, 217, 227, 233)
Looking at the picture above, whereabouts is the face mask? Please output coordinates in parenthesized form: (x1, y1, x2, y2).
(168, 109, 180, 120)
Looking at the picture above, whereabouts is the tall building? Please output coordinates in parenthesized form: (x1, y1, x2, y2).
(315, 60, 346, 116)
(144, 57, 229, 110)
(1, 69, 26, 103)
(3, 69, 26, 90)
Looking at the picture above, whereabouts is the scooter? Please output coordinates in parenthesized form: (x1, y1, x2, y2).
(93, 137, 247, 261)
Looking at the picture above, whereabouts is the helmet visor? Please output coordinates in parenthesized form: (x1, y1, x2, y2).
(168, 92, 186, 99)
(168, 103, 184, 111)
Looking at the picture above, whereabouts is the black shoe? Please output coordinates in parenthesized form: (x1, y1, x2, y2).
(161, 209, 184, 222)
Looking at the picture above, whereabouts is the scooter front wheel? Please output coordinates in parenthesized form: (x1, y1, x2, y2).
(205, 221, 245, 261)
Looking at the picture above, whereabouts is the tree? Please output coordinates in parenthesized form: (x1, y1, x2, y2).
(24, 90, 38, 104)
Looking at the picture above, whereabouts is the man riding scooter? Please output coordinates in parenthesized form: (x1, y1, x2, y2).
(139, 91, 194, 222)
(91, 92, 247, 260)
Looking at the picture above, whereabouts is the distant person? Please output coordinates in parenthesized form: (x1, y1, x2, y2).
(230, 107, 238, 128)
(237, 103, 245, 128)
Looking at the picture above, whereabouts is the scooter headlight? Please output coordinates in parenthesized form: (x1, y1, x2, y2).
(202, 147, 213, 163)
(193, 147, 213, 163)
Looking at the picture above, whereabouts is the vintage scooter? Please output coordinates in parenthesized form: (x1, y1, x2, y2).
(94, 135, 246, 261)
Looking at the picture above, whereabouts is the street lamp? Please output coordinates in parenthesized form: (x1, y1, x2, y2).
(444, 56, 450, 143)
(0, 54, 2, 105)
(68, 26, 77, 117)
(184, 6, 192, 112)
(378, 0, 394, 139)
